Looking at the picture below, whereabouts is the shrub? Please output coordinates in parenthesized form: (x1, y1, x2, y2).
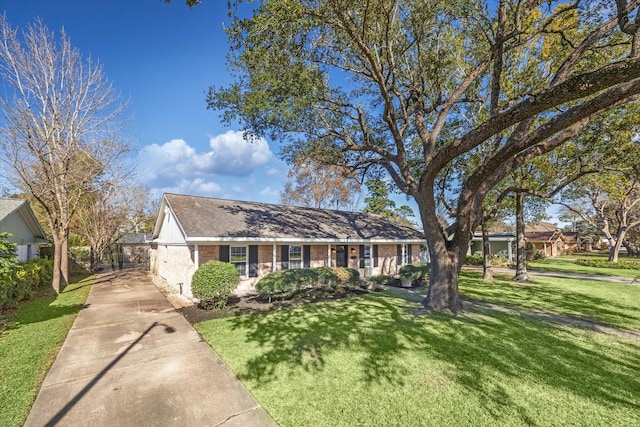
(191, 261, 240, 309)
(0, 257, 53, 310)
(256, 267, 360, 300)
(399, 263, 431, 283)
(369, 275, 392, 285)
(575, 259, 640, 270)
(464, 255, 484, 265)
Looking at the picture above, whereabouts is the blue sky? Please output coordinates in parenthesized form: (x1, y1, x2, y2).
(2, 0, 290, 204)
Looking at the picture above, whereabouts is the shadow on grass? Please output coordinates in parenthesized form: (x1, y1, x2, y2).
(459, 272, 640, 329)
(6, 278, 94, 330)
(222, 291, 640, 417)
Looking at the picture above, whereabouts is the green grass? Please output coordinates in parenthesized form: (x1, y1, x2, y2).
(0, 277, 93, 427)
(460, 271, 640, 330)
(528, 256, 640, 279)
(196, 285, 640, 426)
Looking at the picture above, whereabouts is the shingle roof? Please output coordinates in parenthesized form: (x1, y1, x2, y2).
(0, 199, 24, 222)
(161, 193, 424, 242)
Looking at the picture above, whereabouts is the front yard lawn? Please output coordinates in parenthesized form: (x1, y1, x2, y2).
(0, 277, 92, 427)
(528, 256, 640, 279)
(196, 273, 640, 427)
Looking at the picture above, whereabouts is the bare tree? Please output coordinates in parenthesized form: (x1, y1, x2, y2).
(0, 17, 129, 293)
(281, 157, 361, 209)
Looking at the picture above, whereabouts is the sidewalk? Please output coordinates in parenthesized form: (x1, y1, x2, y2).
(25, 269, 277, 427)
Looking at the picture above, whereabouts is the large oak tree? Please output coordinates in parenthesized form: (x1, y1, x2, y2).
(209, 0, 640, 311)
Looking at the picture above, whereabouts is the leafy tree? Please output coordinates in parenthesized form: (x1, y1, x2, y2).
(208, 0, 640, 311)
(0, 18, 129, 293)
(558, 103, 640, 262)
(363, 179, 416, 227)
(281, 157, 360, 209)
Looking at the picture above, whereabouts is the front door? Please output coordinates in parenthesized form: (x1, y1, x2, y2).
(336, 245, 348, 267)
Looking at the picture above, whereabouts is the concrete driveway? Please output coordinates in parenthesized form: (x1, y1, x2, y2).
(25, 269, 277, 427)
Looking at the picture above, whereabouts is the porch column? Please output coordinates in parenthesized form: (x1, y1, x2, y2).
(272, 243, 277, 272)
(327, 244, 332, 267)
(194, 244, 199, 269)
(507, 239, 513, 263)
(543, 242, 547, 256)
(369, 244, 373, 277)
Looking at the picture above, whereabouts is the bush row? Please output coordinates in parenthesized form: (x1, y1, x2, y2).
(368, 263, 431, 286)
(575, 259, 640, 270)
(0, 258, 53, 310)
(256, 267, 360, 300)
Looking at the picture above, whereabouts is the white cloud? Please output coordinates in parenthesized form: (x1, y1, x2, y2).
(137, 130, 273, 192)
(159, 178, 222, 197)
(260, 186, 280, 198)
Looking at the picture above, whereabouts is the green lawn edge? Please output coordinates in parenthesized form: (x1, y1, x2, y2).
(0, 276, 93, 427)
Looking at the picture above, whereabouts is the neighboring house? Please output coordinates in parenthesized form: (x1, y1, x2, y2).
(468, 232, 516, 263)
(525, 222, 565, 257)
(563, 231, 580, 253)
(150, 193, 425, 298)
(0, 199, 47, 261)
(116, 232, 153, 268)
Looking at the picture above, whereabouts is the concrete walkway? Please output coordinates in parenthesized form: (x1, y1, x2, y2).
(25, 269, 277, 427)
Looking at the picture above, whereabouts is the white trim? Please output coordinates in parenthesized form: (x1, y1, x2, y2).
(185, 237, 424, 244)
(272, 243, 277, 272)
(194, 244, 199, 269)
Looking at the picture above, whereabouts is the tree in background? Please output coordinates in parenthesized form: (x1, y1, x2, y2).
(209, 0, 640, 311)
(558, 103, 640, 262)
(363, 179, 416, 227)
(281, 157, 360, 209)
(0, 18, 129, 293)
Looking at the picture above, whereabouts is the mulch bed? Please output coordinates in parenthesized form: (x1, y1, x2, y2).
(178, 288, 370, 325)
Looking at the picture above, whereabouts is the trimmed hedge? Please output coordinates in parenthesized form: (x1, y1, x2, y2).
(256, 267, 360, 300)
(576, 259, 640, 270)
(191, 261, 240, 309)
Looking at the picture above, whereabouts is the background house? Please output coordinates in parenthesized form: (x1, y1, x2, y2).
(468, 232, 516, 262)
(150, 193, 425, 298)
(0, 199, 47, 261)
(525, 222, 565, 257)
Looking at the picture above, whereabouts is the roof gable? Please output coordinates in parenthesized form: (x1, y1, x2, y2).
(0, 199, 46, 242)
(157, 193, 424, 242)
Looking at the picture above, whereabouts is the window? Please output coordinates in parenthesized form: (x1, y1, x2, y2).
(363, 245, 371, 267)
(289, 245, 302, 269)
(230, 246, 247, 276)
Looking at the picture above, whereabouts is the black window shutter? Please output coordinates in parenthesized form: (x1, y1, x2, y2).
(359, 245, 365, 268)
(281, 245, 289, 269)
(219, 245, 230, 262)
(408, 244, 413, 265)
(397, 244, 402, 265)
(303, 245, 311, 268)
(373, 245, 379, 267)
(249, 245, 259, 277)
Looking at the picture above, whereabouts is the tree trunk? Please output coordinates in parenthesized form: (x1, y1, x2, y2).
(482, 218, 493, 280)
(61, 231, 70, 286)
(609, 227, 627, 262)
(423, 244, 463, 313)
(514, 192, 530, 282)
(416, 192, 466, 313)
(51, 237, 63, 294)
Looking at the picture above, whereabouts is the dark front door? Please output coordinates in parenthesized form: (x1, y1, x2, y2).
(336, 245, 348, 267)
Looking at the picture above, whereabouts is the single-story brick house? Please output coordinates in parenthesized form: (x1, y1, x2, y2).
(525, 222, 565, 257)
(150, 193, 425, 298)
(0, 198, 47, 261)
